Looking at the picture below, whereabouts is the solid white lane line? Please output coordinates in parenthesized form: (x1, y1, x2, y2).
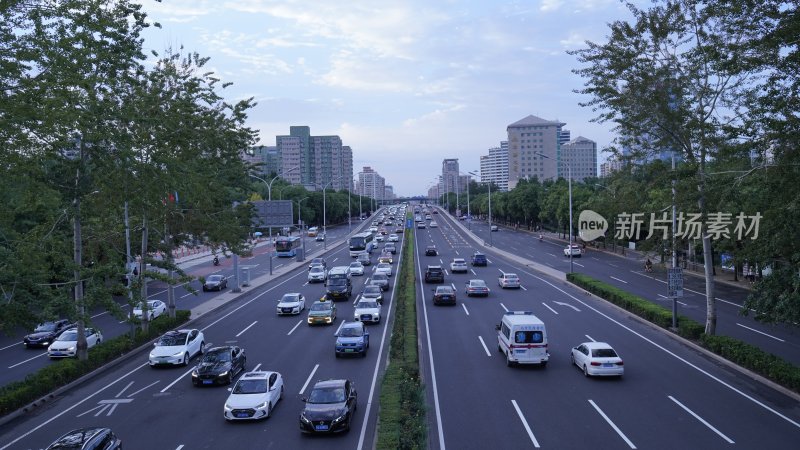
(462, 304, 470, 316)
(736, 323, 785, 342)
(115, 381, 134, 398)
(589, 399, 636, 449)
(0, 342, 21, 351)
(542, 303, 558, 315)
(585, 335, 595, 342)
(8, 351, 46, 368)
(591, 257, 600, 261)
(91, 311, 108, 319)
(334, 319, 345, 336)
(610, 276, 628, 284)
(478, 336, 491, 356)
(511, 400, 541, 448)
(299, 364, 319, 395)
(471, 269, 476, 275)
(717, 297, 747, 309)
(547, 253, 557, 258)
(236, 321, 258, 337)
(451, 283, 457, 290)
(500, 303, 509, 312)
(128, 380, 160, 397)
(573, 262, 585, 267)
(180, 292, 193, 298)
(176, 446, 184, 450)
(668, 396, 735, 444)
(160, 367, 194, 393)
(520, 285, 528, 291)
(287, 320, 302, 336)
(498, 268, 505, 275)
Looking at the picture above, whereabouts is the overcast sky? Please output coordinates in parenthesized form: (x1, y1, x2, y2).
(140, 0, 635, 197)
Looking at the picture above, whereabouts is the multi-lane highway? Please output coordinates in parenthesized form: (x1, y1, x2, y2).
(415, 210, 800, 449)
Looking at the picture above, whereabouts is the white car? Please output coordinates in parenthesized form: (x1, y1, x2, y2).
(149, 329, 205, 366)
(374, 262, 392, 277)
(388, 234, 399, 242)
(368, 226, 378, 233)
(47, 328, 103, 358)
(375, 234, 385, 242)
(498, 273, 521, 289)
(449, 258, 468, 273)
(277, 293, 306, 315)
(570, 342, 624, 377)
(429, 221, 438, 228)
(133, 300, 167, 321)
(490, 225, 499, 232)
(563, 244, 582, 257)
(349, 262, 365, 276)
(308, 265, 327, 283)
(354, 299, 382, 323)
(223, 371, 284, 421)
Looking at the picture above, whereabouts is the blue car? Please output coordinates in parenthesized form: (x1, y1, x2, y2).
(335, 322, 370, 357)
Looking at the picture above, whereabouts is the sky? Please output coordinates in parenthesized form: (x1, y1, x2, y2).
(139, 0, 636, 197)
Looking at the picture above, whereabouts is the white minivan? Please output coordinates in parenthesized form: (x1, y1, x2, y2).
(496, 311, 549, 367)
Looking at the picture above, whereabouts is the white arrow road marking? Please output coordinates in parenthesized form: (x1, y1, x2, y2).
(554, 301, 581, 312)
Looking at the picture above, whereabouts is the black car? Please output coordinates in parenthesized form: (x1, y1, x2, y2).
(471, 252, 487, 266)
(203, 274, 227, 291)
(433, 286, 457, 305)
(425, 245, 438, 256)
(326, 278, 352, 300)
(46, 427, 121, 450)
(369, 273, 391, 291)
(308, 257, 327, 270)
(299, 379, 358, 434)
(23, 319, 74, 348)
(191, 346, 246, 386)
(424, 265, 444, 283)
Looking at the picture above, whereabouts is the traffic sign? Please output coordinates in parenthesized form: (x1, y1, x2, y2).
(406, 218, 413, 229)
(668, 267, 683, 298)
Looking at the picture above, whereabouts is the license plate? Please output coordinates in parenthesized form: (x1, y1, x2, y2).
(603, 363, 614, 367)
(235, 413, 249, 418)
(345, 349, 354, 352)
(202, 380, 213, 384)
(515, 349, 526, 354)
(315, 424, 329, 431)
(51, 352, 63, 356)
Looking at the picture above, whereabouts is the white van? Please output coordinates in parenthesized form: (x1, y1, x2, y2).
(496, 311, 549, 367)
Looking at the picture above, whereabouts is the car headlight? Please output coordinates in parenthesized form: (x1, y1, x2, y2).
(325, 317, 332, 323)
(332, 411, 347, 424)
(257, 401, 269, 410)
(41, 341, 49, 346)
(224, 404, 233, 411)
(218, 371, 229, 377)
(300, 412, 311, 423)
(172, 351, 184, 357)
(68, 346, 76, 351)
(191, 370, 198, 377)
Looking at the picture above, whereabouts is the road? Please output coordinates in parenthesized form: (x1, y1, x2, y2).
(415, 211, 800, 449)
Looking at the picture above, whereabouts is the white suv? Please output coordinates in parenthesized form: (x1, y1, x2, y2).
(563, 244, 582, 257)
(450, 258, 468, 273)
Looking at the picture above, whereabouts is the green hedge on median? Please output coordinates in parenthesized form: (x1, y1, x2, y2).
(0, 310, 191, 417)
(567, 273, 800, 393)
(377, 221, 426, 449)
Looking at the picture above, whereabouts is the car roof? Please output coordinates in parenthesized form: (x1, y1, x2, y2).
(427, 265, 442, 269)
(469, 279, 486, 284)
(583, 341, 613, 349)
(239, 370, 273, 380)
(342, 321, 364, 329)
(453, 258, 465, 262)
(50, 428, 110, 447)
(206, 345, 235, 353)
(436, 285, 454, 291)
(502, 273, 519, 277)
(313, 379, 348, 389)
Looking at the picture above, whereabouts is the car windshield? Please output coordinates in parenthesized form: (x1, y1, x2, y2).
(505, 275, 519, 280)
(281, 294, 299, 302)
(310, 266, 324, 273)
(311, 303, 331, 312)
(378, 264, 389, 269)
(357, 301, 378, 309)
(156, 333, 187, 346)
(350, 263, 361, 269)
(308, 387, 346, 404)
(203, 350, 231, 363)
(339, 326, 363, 337)
(57, 330, 78, 341)
(363, 286, 381, 295)
(436, 287, 453, 294)
(329, 279, 347, 286)
(312, 259, 324, 265)
(34, 323, 57, 332)
(470, 280, 487, 287)
(592, 348, 618, 358)
(233, 379, 268, 394)
(372, 274, 387, 281)
(207, 275, 223, 282)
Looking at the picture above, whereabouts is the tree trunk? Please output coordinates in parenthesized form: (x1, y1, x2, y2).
(166, 225, 176, 319)
(140, 216, 149, 334)
(702, 235, 716, 335)
(74, 197, 88, 361)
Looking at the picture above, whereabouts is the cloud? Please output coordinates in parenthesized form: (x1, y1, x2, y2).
(540, 0, 565, 12)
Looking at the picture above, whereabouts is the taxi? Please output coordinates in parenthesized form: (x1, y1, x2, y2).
(307, 297, 337, 326)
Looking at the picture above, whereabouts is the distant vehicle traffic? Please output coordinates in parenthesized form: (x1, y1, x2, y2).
(275, 236, 302, 257)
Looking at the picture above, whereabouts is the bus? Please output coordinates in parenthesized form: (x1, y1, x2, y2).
(349, 232, 375, 257)
(275, 236, 302, 257)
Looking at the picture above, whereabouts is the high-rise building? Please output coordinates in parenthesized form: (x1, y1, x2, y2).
(506, 115, 566, 189)
(275, 126, 353, 191)
(441, 158, 461, 194)
(479, 142, 509, 191)
(384, 185, 395, 200)
(358, 166, 385, 200)
(561, 136, 598, 181)
(559, 129, 571, 146)
(244, 145, 279, 176)
(600, 156, 625, 178)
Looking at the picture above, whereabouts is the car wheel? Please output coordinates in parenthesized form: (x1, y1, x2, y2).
(266, 401, 272, 418)
(498, 344, 503, 353)
(226, 373, 232, 385)
(182, 353, 189, 366)
(583, 365, 589, 377)
(199, 341, 205, 356)
(570, 353, 576, 367)
(506, 355, 513, 367)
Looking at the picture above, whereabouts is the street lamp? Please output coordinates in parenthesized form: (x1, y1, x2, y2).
(467, 171, 478, 230)
(488, 179, 493, 246)
(321, 178, 340, 250)
(250, 166, 299, 276)
(536, 151, 574, 273)
(595, 183, 618, 253)
(295, 196, 309, 260)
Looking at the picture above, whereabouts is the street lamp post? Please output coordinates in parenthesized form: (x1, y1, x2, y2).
(467, 171, 478, 231)
(321, 178, 340, 250)
(296, 197, 309, 261)
(536, 152, 574, 273)
(488, 180, 493, 246)
(250, 166, 299, 277)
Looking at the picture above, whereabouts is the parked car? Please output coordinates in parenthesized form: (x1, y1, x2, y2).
(308, 299, 337, 325)
(354, 299, 381, 324)
(277, 293, 306, 315)
(570, 342, 624, 377)
(48, 328, 103, 358)
(563, 244, 582, 257)
(349, 262, 365, 276)
(424, 265, 444, 283)
(192, 346, 246, 386)
(149, 329, 205, 366)
(465, 279, 490, 297)
(299, 379, 358, 434)
(203, 274, 227, 291)
(46, 427, 121, 450)
(223, 371, 284, 420)
(133, 300, 167, 321)
(471, 252, 487, 266)
(425, 245, 438, 256)
(432, 285, 457, 305)
(450, 258, 468, 273)
(335, 321, 370, 357)
(23, 319, 73, 348)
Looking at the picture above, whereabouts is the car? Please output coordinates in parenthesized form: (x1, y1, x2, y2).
(378, 253, 393, 264)
(357, 252, 371, 266)
(374, 262, 393, 277)
(571, 342, 624, 377)
(465, 279, 490, 297)
(360, 285, 384, 305)
(425, 214, 432, 220)
(308, 257, 327, 270)
(432, 285, 457, 305)
(299, 379, 358, 434)
(388, 233, 399, 242)
(47, 328, 103, 358)
(424, 265, 444, 283)
(563, 244, 582, 257)
(380, 228, 389, 235)
(308, 265, 327, 283)
(149, 329, 205, 366)
(450, 258, 468, 273)
(203, 274, 227, 291)
(308, 299, 337, 325)
(429, 220, 438, 228)
(277, 293, 306, 315)
(490, 225, 499, 231)
(354, 299, 382, 323)
(394, 225, 404, 233)
(316, 233, 326, 241)
(498, 273, 521, 289)
(335, 321, 370, 357)
(325, 277, 352, 300)
(349, 262, 364, 276)
(46, 427, 122, 450)
(307, 226, 319, 237)
(192, 346, 246, 386)
(223, 371, 284, 421)
(368, 226, 378, 233)
(23, 319, 74, 348)
(369, 273, 391, 291)
(384, 242, 397, 254)
(375, 233, 385, 242)
(133, 300, 167, 321)
(416, 222, 426, 229)
(425, 245, 438, 256)
(471, 252, 487, 266)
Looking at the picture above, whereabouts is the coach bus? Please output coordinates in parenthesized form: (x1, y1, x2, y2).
(349, 232, 375, 257)
(275, 236, 302, 257)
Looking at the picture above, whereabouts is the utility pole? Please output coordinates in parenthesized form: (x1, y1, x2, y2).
(124, 201, 135, 338)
